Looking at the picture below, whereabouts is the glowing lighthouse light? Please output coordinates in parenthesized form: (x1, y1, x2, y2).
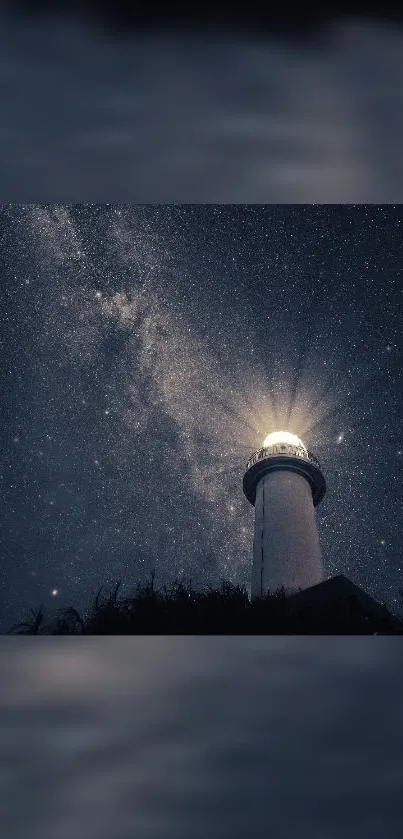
(263, 430, 307, 451)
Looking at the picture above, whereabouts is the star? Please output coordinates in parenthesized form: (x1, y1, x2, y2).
(2, 204, 403, 631)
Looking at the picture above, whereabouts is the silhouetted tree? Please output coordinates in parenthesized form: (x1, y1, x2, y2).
(50, 606, 85, 635)
(8, 604, 47, 635)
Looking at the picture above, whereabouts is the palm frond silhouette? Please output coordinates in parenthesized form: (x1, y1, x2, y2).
(8, 604, 47, 635)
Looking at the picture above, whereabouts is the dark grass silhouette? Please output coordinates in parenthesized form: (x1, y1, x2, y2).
(8, 575, 403, 635)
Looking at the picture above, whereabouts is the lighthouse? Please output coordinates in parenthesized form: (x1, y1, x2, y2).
(243, 431, 326, 599)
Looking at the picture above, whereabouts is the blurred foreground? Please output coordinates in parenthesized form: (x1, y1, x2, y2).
(1, 9, 403, 200)
(1, 637, 403, 838)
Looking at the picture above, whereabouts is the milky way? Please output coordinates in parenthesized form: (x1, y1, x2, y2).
(2, 204, 403, 628)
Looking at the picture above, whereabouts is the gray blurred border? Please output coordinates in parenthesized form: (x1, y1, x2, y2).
(1, 15, 403, 200)
(1, 637, 402, 838)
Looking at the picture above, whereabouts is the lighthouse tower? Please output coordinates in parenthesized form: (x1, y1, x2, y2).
(243, 431, 326, 599)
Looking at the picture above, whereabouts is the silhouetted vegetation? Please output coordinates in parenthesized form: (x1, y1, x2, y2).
(8, 576, 403, 635)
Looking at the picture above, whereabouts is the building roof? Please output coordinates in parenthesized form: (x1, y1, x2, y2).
(285, 574, 403, 631)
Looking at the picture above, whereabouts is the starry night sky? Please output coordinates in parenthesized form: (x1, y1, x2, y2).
(1, 204, 403, 630)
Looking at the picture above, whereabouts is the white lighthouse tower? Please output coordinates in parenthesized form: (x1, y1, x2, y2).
(243, 431, 326, 599)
